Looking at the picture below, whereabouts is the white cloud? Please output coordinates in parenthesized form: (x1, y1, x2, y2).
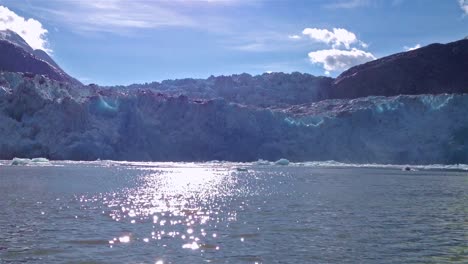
(298, 27, 372, 73)
(404, 44, 421, 51)
(25, 0, 196, 34)
(359, 40, 369, 48)
(308, 48, 376, 72)
(288, 34, 301, 40)
(302, 27, 358, 49)
(81, 1, 194, 29)
(21, 0, 254, 35)
(0, 5, 50, 52)
(324, 0, 370, 9)
(459, 0, 468, 15)
(229, 31, 302, 52)
(231, 42, 266, 51)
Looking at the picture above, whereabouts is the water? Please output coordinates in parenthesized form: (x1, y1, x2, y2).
(0, 161, 466, 263)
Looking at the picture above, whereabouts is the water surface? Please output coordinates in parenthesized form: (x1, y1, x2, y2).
(0, 161, 466, 263)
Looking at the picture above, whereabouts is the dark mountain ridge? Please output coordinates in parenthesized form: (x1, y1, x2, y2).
(0, 29, 81, 85)
(108, 38, 468, 107)
(0, 29, 466, 105)
(330, 39, 468, 99)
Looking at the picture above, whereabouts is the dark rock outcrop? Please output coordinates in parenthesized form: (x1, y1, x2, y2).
(330, 39, 468, 99)
(0, 29, 81, 85)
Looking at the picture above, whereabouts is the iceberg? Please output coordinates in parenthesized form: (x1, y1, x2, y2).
(275, 159, 290, 166)
(10, 157, 50, 165)
(11, 158, 31, 166)
(254, 159, 271, 165)
(31, 157, 50, 163)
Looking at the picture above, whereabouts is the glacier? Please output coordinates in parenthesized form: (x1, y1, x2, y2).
(0, 71, 467, 164)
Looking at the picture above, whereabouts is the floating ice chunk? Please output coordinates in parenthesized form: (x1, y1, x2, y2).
(11, 158, 31, 166)
(275, 158, 289, 166)
(11, 157, 50, 166)
(31, 157, 50, 163)
(255, 159, 271, 165)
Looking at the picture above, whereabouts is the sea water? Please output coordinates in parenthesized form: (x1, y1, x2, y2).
(0, 161, 466, 263)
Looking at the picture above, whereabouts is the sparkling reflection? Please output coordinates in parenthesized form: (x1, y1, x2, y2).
(81, 165, 245, 251)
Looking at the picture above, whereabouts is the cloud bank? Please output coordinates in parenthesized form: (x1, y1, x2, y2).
(64, 1, 194, 32)
(308, 48, 376, 71)
(18, 0, 226, 34)
(460, 0, 468, 15)
(297, 27, 375, 74)
(0, 6, 50, 52)
(302, 27, 359, 49)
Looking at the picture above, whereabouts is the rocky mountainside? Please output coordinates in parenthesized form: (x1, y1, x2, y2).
(116, 39, 468, 106)
(0, 30, 81, 85)
(0, 35, 467, 163)
(1, 29, 465, 107)
(329, 39, 468, 99)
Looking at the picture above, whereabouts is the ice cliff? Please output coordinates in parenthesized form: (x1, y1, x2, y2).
(0, 72, 467, 164)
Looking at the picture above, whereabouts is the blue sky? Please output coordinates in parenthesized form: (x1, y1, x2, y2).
(0, 0, 467, 85)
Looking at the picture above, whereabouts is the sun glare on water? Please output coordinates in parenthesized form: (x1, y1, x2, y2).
(78, 165, 248, 255)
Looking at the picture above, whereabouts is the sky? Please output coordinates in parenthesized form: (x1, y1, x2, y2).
(0, 0, 467, 85)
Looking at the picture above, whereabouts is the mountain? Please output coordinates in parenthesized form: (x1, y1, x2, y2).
(110, 39, 468, 107)
(329, 39, 468, 99)
(0, 30, 81, 85)
(0, 29, 33, 53)
(1, 30, 465, 107)
(0, 36, 467, 164)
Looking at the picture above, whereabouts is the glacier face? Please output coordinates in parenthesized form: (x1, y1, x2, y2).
(111, 72, 333, 108)
(0, 72, 467, 164)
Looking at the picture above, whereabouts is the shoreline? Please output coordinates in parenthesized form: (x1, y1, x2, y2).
(1, 159, 467, 171)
